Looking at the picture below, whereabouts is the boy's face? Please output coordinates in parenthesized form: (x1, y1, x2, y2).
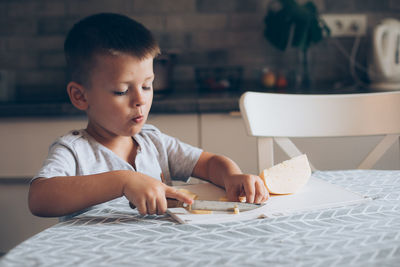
(84, 53, 154, 138)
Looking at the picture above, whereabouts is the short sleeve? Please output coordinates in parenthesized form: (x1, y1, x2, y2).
(158, 131, 203, 181)
(32, 142, 77, 183)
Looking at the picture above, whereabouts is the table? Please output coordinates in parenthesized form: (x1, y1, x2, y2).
(1, 170, 399, 266)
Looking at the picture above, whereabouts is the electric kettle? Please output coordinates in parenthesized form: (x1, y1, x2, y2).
(368, 18, 400, 91)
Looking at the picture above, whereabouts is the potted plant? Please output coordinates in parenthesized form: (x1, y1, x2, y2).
(264, 0, 330, 90)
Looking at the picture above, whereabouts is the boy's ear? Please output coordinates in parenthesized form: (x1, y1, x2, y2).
(67, 81, 88, 111)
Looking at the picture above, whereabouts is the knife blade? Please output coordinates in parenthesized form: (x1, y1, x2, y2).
(184, 200, 265, 211)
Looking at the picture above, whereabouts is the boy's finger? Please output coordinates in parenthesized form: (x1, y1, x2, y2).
(157, 197, 167, 215)
(135, 200, 147, 215)
(262, 184, 270, 202)
(259, 180, 270, 202)
(262, 190, 270, 202)
(146, 198, 157, 215)
(243, 180, 256, 203)
(165, 186, 194, 204)
(254, 180, 267, 203)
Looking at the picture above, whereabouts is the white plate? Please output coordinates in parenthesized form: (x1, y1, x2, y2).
(167, 177, 371, 224)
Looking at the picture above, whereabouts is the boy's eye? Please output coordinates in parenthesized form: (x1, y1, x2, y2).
(113, 90, 128, 96)
(142, 85, 152, 90)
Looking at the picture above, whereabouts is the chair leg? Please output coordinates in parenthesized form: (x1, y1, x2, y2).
(274, 137, 317, 171)
(358, 134, 400, 169)
(257, 137, 274, 173)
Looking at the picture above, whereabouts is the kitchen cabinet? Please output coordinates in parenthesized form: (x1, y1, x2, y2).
(0, 183, 58, 253)
(0, 118, 87, 178)
(200, 113, 258, 174)
(147, 114, 199, 147)
(0, 118, 86, 253)
(290, 136, 400, 170)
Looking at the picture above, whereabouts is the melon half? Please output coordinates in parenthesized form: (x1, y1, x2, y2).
(259, 154, 311, 194)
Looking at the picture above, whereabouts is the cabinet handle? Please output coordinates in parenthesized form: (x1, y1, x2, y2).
(229, 111, 241, 117)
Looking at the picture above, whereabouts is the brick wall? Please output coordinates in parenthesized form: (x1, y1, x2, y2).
(0, 0, 399, 101)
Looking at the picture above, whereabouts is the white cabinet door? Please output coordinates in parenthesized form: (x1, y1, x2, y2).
(0, 183, 58, 252)
(200, 113, 258, 174)
(0, 118, 87, 178)
(289, 136, 400, 170)
(147, 114, 199, 147)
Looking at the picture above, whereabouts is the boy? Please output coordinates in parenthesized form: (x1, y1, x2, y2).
(28, 13, 268, 219)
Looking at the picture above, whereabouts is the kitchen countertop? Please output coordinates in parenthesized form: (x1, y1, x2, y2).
(0, 84, 373, 118)
(0, 90, 244, 118)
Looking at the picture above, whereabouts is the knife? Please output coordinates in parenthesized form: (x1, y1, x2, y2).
(129, 200, 265, 211)
(184, 200, 265, 211)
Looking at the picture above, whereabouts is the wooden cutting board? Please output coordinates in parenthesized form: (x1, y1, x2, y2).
(167, 177, 371, 224)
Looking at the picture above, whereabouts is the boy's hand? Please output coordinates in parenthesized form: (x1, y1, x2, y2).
(122, 171, 193, 215)
(223, 174, 269, 204)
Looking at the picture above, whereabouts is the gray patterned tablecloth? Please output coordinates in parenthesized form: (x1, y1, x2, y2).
(1, 170, 400, 266)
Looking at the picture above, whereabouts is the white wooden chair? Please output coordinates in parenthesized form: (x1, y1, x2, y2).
(239, 91, 400, 172)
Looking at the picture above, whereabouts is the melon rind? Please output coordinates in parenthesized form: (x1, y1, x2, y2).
(259, 154, 311, 194)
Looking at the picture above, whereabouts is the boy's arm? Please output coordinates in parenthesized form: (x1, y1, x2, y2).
(191, 152, 269, 204)
(29, 171, 126, 217)
(29, 170, 193, 217)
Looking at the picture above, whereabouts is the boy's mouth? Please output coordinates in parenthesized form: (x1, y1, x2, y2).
(131, 107, 144, 123)
(132, 115, 144, 123)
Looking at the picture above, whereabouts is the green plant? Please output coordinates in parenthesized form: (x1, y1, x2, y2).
(264, 0, 330, 52)
(264, 0, 330, 90)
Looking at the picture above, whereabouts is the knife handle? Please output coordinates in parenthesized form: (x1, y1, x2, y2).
(129, 198, 182, 210)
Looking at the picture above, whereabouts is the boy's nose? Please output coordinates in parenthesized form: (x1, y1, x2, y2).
(130, 89, 146, 107)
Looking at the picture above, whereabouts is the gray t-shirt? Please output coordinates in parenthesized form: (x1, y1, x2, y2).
(33, 124, 203, 220)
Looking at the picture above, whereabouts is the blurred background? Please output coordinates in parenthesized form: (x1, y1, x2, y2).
(0, 0, 399, 102)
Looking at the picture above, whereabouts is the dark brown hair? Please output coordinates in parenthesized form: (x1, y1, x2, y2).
(64, 13, 160, 86)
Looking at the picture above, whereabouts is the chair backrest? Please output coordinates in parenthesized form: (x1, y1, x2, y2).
(239, 91, 400, 172)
